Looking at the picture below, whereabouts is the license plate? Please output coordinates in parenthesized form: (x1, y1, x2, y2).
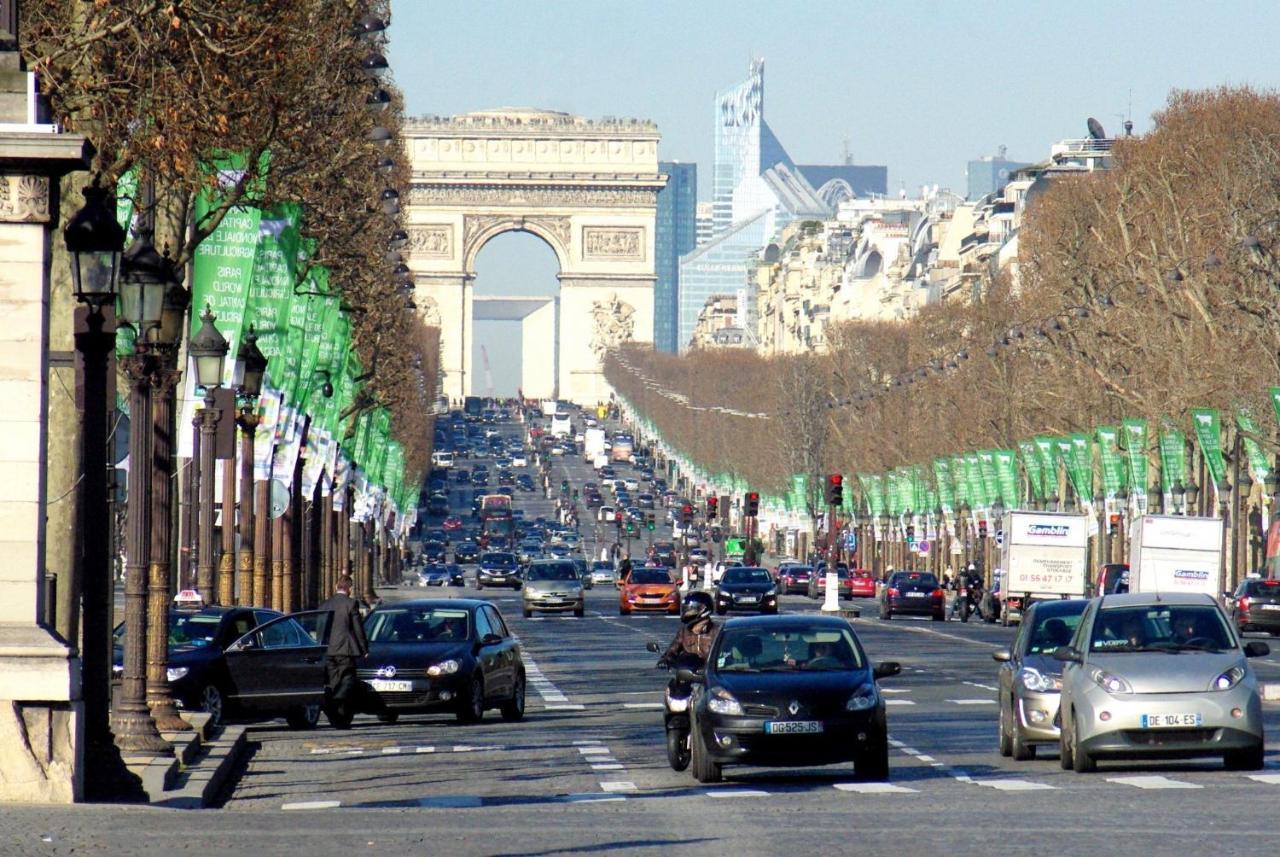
(1262, 604, 1280, 611)
(1140, 712, 1202, 728)
(738, 595, 759, 602)
(765, 720, 824, 734)
(906, 591, 925, 598)
(370, 680, 412, 693)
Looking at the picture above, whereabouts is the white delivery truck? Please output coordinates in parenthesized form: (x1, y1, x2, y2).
(997, 511, 1090, 624)
(583, 427, 607, 462)
(1127, 514, 1223, 597)
(550, 414, 572, 437)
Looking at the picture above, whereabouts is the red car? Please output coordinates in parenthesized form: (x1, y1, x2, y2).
(777, 564, 813, 595)
(847, 568, 876, 598)
(441, 516, 464, 531)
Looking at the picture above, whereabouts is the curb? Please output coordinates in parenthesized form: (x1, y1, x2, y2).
(152, 725, 248, 809)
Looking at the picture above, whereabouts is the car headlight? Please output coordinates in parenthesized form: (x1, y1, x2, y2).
(427, 659, 460, 677)
(166, 667, 189, 682)
(707, 686, 743, 716)
(764, 588, 777, 599)
(1211, 665, 1246, 691)
(1088, 667, 1132, 695)
(1018, 667, 1061, 693)
(846, 685, 878, 711)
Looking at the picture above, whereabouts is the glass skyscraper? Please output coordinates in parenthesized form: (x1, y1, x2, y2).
(654, 161, 696, 353)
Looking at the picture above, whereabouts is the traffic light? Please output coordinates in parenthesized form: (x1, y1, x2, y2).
(646, 514, 655, 531)
(745, 491, 760, 517)
(906, 523, 916, 543)
(706, 496, 718, 520)
(1108, 513, 1121, 536)
(978, 518, 988, 539)
(680, 503, 694, 526)
(825, 473, 844, 507)
(614, 509, 624, 525)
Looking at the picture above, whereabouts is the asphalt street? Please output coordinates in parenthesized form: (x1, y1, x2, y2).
(9, 421, 1280, 856)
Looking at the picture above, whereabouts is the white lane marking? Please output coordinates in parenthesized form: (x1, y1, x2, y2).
(415, 746, 435, 754)
(973, 779, 1056, 791)
(572, 739, 604, 745)
(885, 699, 916, 706)
(381, 747, 401, 755)
(308, 748, 334, 755)
(578, 746, 611, 755)
(417, 795, 484, 808)
(1105, 775, 1202, 790)
(834, 783, 917, 794)
(452, 745, 482, 753)
(706, 789, 769, 798)
(881, 688, 912, 694)
(887, 738, 906, 748)
(916, 755, 936, 763)
(591, 763, 624, 770)
(520, 652, 575, 706)
(623, 702, 665, 710)
(1247, 774, 1280, 784)
(545, 704, 587, 710)
(600, 781, 636, 792)
(899, 747, 922, 756)
(852, 619, 1007, 650)
(947, 699, 997, 705)
(563, 793, 626, 803)
(282, 800, 341, 811)
(964, 681, 999, 692)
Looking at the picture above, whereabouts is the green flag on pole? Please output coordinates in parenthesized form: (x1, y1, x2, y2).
(1190, 408, 1228, 490)
(1235, 407, 1270, 486)
(1120, 419, 1149, 500)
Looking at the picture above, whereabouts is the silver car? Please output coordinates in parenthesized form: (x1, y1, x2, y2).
(1055, 592, 1268, 772)
(522, 560, 585, 618)
(994, 598, 1088, 759)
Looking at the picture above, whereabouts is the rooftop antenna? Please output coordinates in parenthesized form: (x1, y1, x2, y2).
(1124, 88, 1134, 136)
(842, 137, 852, 165)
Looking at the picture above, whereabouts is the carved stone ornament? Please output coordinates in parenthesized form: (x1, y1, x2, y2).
(463, 213, 570, 261)
(410, 185, 657, 208)
(409, 225, 453, 257)
(418, 295, 442, 326)
(0, 174, 50, 223)
(583, 227, 643, 259)
(589, 293, 636, 357)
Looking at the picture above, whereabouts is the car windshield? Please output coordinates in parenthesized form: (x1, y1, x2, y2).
(481, 553, 516, 567)
(168, 613, 223, 648)
(1023, 607, 1085, 654)
(629, 569, 672, 585)
(366, 607, 471, 643)
(1089, 604, 1234, 653)
(715, 627, 864, 672)
(526, 564, 578, 582)
(723, 568, 772, 584)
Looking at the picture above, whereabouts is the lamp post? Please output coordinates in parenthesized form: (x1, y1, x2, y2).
(63, 184, 123, 756)
(235, 327, 266, 607)
(114, 229, 171, 754)
(188, 306, 229, 605)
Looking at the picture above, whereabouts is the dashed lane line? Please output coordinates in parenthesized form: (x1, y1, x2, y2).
(282, 800, 341, 811)
(834, 783, 918, 794)
(1106, 775, 1202, 790)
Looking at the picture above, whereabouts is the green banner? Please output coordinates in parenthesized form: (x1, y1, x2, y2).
(859, 474, 885, 517)
(1034, 437, 1059, 499)
(910, 465, 928, 513)
(1158, 426, 1187, 493)
(965, 453, 987, 509)
(1066, 433, 1094, 502)
(1096, 426, 1125, 498)
(993, 449, 1019, 508)
(951, 455, 969, 508)
(1019, 440, 1044, 500)
(978, 451, 999, 508)
(1120, 419, 1149, 499)
(247, 205, 301, 395)
(933, 458, 955, 513)
(1190, 408, 1228, 489)
(1235, 408, 1270, 485)
(1271, 387, 1280, 430)
(189, 182, 261, 387)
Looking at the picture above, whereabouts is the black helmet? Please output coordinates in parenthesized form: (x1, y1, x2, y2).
(681, 591, 713, 625)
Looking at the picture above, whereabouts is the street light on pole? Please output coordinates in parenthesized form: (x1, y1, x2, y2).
(188, 305, 229, 605)
(63, 184, 124, 760)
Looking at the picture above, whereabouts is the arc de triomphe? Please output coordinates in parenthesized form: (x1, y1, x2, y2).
(404, 109, 665, 404)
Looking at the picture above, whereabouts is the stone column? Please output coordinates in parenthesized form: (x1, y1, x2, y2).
(195, 398, 219, 605)
(271, 511, 285, 612)
(253, 478, 270, 608)
(236, 413, 257, 608)
(218, 450, 236, 606)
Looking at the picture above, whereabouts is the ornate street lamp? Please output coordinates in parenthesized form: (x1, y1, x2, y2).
(63, 185, 124, 756)
(188, 306, 228, 605)
(380, 188, 401, 216)
(1172, 481, 1187, 515)
(365, 88, 391, 112)
(389, 228, 409, 250)
(119, 231, 169, 341)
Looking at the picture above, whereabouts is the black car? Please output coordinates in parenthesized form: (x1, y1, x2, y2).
(453, 539, 480, 564)
(471, 470, 489, 487)
(878, 570, 945, 621)
(1232, 577, 1280, 634)
(422, 540, 448, 563)
(113, 606, 325, 730)
(517, 475, 535, 492)
(715, 566, 779, 614)
(360, 599, 525, 724)
(683, 614, 899, 783)
(426, 495, 450, 517)
(476, 551, 521, 589)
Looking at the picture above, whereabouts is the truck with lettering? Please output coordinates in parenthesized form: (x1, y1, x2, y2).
(1127, 514, 1223, 597)
(996, 511, 1090, 623)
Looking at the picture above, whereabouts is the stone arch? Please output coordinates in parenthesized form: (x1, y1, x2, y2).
(462, 216, 570, 275)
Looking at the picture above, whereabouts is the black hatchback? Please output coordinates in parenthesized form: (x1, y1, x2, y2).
(1231, 577, 1280, 634)
(714, 566, 779, 614)
(682, 614, 899, 784)
(878, 570, 945, 621)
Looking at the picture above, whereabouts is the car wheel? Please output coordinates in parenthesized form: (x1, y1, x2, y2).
(1011, 720, 1036, 761)
(285, 703, 321, 731)
(377, 712, 400, 724)
(456, 675, 485, 724)
(1224, 742, 1265, 771)
(1058, 715, 1074, 771)
(199, 683, 225, 730)
(690, 715, 722, 784)
(855, 733, 890, 782)
(500, 672, 526, 722)
(619, 605, 628, 616)
(879, 606, 892, 621)
(523, 607, 532, 618)
(998, 701, 1013, 757)
(1071, 712, 1095, 773)
(574, 604, 585, 618)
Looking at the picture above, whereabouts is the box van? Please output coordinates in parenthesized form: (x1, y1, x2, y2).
(550, 414, 572, 437)
(431, 450, 454, 469)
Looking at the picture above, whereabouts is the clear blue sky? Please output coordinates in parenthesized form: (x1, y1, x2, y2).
(388, 0, 1280, 394)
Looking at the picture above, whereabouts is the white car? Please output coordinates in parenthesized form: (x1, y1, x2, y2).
(598, 505, 616, 523)
(549, 446, 565, 456)
(511, 453, 528, 467)
(624, 478, 640, 492)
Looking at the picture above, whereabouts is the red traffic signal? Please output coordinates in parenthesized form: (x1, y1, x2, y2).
(745, 491, 760, 517)
(706, 496, 718, 520)
(825, 473, 844, 506)
(614, 510, 623, 524)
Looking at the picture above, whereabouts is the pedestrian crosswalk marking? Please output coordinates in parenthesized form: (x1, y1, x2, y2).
(834, 783, 917, 794)
(946, 699, 996, 705)
(600, 781, 636, 792)
(1106, 775, 1202, 790)
(282, 800, 341, 811)
(706, 789, 769, 798)
(885, 699, 916, 706)
(972, 779, 1056, 791)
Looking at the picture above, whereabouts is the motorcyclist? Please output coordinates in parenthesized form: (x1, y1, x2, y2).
(658, 591, 718, 670)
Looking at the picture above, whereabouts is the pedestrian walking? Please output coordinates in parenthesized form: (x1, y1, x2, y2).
(319, 574, 369, 729)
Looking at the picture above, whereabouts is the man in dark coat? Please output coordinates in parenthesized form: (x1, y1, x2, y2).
(319, 574, 368, 728)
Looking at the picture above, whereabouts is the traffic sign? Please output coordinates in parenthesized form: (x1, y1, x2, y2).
(995, 529, 1005, 548)
(843, 531, 857, 551)
(915, 539, 931, 555)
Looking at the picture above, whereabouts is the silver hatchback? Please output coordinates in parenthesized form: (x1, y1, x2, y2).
(522, 560, 585, 618)
(1055, 592, 1268, 772)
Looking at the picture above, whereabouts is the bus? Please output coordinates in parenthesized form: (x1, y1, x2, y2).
(610, 433, 634, 463)
(478, 494, 515, 550)
(464, 396, 484, 421)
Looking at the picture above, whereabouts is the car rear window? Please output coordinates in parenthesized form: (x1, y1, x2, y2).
(1243, 579, 1280, 596)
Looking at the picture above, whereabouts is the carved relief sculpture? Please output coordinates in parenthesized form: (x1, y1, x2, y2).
(589, 293, 636, 357)
(408, 225, 453, 257)
(0, 174, 50, 222)
(418, 295, 442, 327)
(583, 227, 643, 259)
(410, 186, 657, 208)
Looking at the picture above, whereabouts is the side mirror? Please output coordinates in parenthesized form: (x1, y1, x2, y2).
(675, 668, 704, 684)
(227, 636, 256, 653)
(645, 641, 661, 654)
(1244, 641, 1270, 658)
(480, 633, 502, 647)
(992, 648, 1012, 663)
(873, 661, 901, 680)
(1052, 646, 1081, 663)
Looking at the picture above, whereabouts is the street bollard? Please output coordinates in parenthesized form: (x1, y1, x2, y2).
(682, 567, 689, 591)
(821, 571, 840, 612)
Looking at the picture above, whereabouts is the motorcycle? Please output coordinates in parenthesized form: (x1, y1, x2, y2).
(646, 641, 693, 771)
(958, 583, 984, 623)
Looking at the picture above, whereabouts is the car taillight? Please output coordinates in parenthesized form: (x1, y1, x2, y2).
(931, 589, 943, 598)
(1239, 596, 1250, 615)
(888, 588, 899, 598)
